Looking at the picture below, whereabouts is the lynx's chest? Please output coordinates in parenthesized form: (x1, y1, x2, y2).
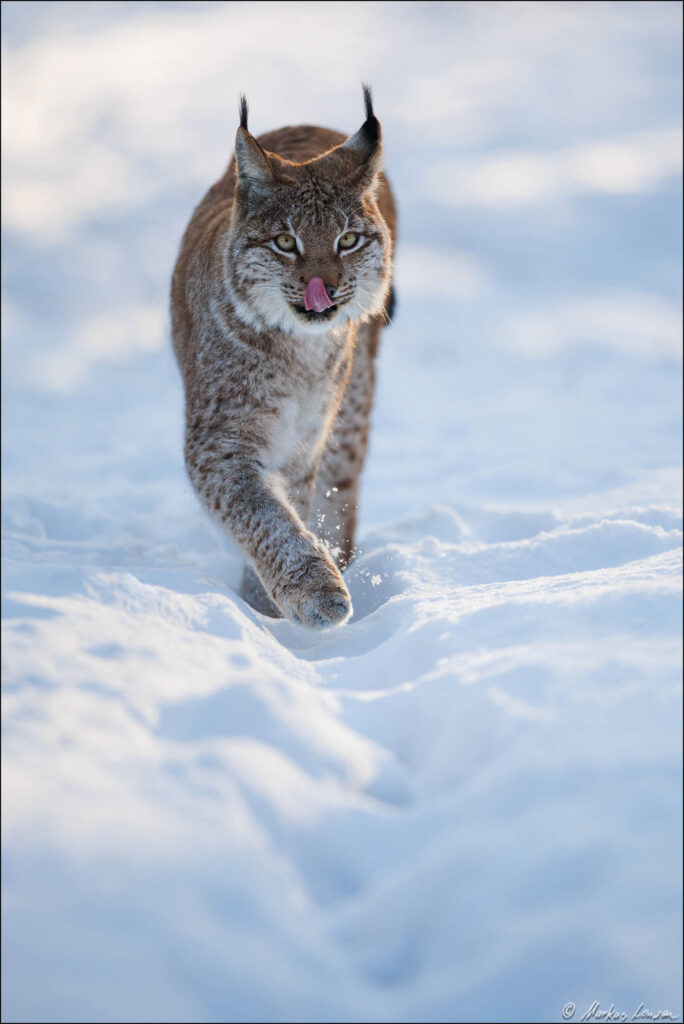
(263, 333, 350, 474)
(266, 381, 335, 474)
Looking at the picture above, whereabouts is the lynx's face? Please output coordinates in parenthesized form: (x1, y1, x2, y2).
(226, 100, 391, 337)
(228, 183, 391, 336)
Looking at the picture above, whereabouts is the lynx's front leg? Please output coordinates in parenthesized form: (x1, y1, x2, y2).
(240, 462, 318, 619)
(187, 441, 351, 628)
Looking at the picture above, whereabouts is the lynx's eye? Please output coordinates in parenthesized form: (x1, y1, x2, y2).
(338, 231, 359, 251)
(275, 233, 296, 252)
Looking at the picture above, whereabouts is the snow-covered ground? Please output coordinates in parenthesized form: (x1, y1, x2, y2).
(2, 2, 682, 1021)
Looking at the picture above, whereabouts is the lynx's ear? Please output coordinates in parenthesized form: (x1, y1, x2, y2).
(340, 84, 383, 190)
(234, 95, 275, 192)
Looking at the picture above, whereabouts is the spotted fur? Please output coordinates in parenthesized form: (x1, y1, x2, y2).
(171, 88, 397, 628)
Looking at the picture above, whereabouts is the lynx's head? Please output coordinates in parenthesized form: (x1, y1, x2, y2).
(226, 87, 392, 337)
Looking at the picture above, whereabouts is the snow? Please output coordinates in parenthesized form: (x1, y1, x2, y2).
(2, 2, 682, 1022)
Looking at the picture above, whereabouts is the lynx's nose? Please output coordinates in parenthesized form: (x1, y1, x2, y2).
(304, 277, 336, 313)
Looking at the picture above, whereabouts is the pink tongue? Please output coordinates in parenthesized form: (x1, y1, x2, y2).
(304, 277, 334, 313)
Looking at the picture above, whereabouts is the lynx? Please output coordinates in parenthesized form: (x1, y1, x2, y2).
(171, 87, 397, 628)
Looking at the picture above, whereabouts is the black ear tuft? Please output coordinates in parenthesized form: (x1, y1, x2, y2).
(239, 94, 249, 131)
(336, 83, 382, 181)
(360, 83, 380, 144)
(362, 83, 373, 121)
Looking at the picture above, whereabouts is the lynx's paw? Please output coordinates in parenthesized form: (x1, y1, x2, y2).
(274, 554, 352, 629)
